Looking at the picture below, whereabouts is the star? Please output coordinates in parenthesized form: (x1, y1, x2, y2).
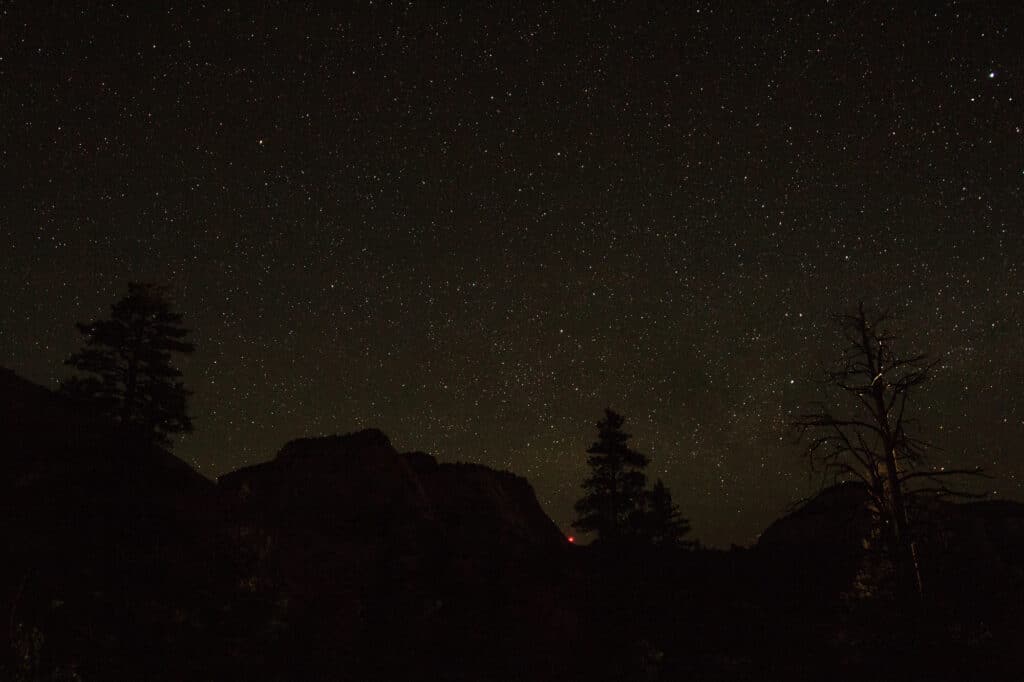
(3, 2, 1022, 548)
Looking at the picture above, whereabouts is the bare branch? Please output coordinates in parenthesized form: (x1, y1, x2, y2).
(900, 467, 990, 482)
(904, 486, 988, 500)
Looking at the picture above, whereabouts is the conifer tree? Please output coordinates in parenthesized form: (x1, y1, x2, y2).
(643, 479, 694, 548)
(61, 282, 194, 447)
(573, 409, 649, 544)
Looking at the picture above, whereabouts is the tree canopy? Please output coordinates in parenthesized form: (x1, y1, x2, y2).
(643, 479, 694, 549)
(573, 409, 650, 544)
(62, 282, 195, 447)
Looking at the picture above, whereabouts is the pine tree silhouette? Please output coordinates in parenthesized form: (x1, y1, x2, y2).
(573, 408, 649, 544)
(643, 479, 694, 548)
(61, 282, 195, 447)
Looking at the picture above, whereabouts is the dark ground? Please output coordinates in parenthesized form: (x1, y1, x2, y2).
(3, 367, 1023, 681)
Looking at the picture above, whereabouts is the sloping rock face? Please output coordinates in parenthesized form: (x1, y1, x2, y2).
(220, 432, 564, 550)
(958, 500, 1024, 565)
(218, 431, 573, 680)
(220, 430, 434, 541)
(912, 498, 1024, 616)
(0, 364, 217, 559)
(758, 483, 1024, 567)
(0, 368, 238, 681)
(1, 367, 215, 526)
(757, 481, 1024, 610)
(1, 369, 580, 681)
(410, 457, 566, 550)
(757, 482, 874, 551)
(756, 482, 875, 602)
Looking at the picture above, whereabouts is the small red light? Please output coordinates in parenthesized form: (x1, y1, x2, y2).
(567, 535, 575, 544)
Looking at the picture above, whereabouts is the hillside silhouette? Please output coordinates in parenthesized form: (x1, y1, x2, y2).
(3, 367, 1024, 680)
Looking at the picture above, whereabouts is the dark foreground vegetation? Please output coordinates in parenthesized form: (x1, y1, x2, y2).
(3, 366, 1024, 681)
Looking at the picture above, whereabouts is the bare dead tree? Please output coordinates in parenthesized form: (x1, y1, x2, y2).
(792, 303, 986, 599)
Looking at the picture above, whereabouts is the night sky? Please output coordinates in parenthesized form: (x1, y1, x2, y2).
(3, 2, 1022, 546)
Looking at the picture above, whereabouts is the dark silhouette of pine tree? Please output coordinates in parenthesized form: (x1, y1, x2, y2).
(61, 282, 195, 447)
(643, 479, 694, 548)
(573, 408, 649, 544)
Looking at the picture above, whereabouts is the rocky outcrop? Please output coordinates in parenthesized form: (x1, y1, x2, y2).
(757, 482, 874, 551)
(1, 366, 214, 510)
(220, 429, 433, 537)
(6, 362, 1024, 680)
(0, 368, 233, 682)
(754, 483, 875, 602)
(757, 481, 1024, 607)
(0, 368, 216, 548)
(219, 430, 565, 552)
(216, 430, 572, 679)
(415, 458, 566, 550)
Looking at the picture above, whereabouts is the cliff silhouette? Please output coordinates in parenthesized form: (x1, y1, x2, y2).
(3, 367, 1024, 681)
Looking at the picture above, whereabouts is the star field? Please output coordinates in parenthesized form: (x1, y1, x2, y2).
(2, 2, 1022, 546)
